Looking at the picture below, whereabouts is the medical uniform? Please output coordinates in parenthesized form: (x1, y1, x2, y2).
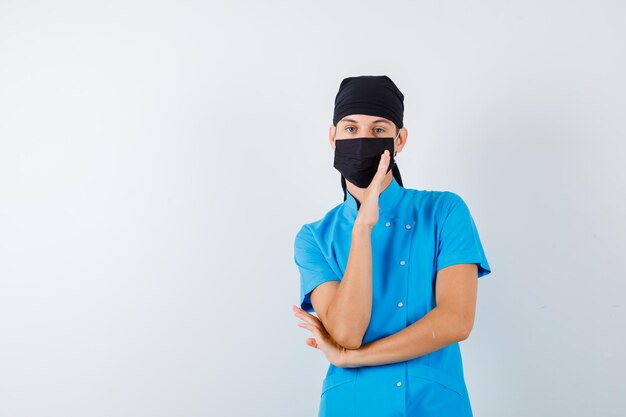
(293, 176, 492, 417)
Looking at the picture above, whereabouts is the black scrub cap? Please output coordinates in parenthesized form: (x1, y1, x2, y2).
(332, 75, 406, 202)
(332, 75, 405, 130)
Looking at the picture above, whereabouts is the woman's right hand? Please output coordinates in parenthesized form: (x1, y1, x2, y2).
(353, 149, 392, 229)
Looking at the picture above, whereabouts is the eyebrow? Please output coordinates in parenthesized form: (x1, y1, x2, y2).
(339, 118, 392, 126)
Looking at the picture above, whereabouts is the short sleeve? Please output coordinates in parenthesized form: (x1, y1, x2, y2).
(436, 192, 492, 278)
(293, 224, 342, 313)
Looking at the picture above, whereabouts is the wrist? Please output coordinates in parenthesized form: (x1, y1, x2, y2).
(344, 345, 364, 368)
(352, 221, 374, 233)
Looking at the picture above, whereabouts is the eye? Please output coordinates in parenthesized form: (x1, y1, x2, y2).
(374, 127, 385, 134)
(345, 126, 356, 133)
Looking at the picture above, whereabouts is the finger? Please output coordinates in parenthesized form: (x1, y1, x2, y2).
(298, 322, 324, 342)
(371, 150, 391, 186)
(292, 306, 316, 320)
(293, 307, 323, 327)
(297, 318, 323, 334)
(293, 309, 322, 326)
(306, 338, 319, 349)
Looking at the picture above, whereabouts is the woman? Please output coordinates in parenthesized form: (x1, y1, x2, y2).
(293, 75, 492, 417)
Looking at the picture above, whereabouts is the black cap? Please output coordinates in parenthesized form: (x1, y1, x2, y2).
(333, 75, 404, 129)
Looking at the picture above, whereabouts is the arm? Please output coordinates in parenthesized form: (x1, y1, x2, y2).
(345, 263, 478, 367)
(311, 223, 374, 350)
(308, 152, 394, 350)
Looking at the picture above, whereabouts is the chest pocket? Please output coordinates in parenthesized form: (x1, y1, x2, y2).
(319, 372, 357, 417)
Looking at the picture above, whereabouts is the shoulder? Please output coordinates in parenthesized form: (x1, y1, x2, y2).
(294, 203, 343, 246)
(421, 190, 475, 230)
(437, 190, 466, 211)
(414, 187, 463, 204)
(399, 185, 465, 218)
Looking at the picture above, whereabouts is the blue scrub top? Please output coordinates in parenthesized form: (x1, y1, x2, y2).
(293, 176, 492, 417)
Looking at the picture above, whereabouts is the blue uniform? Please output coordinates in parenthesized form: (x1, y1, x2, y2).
(293, 176, 492, 417)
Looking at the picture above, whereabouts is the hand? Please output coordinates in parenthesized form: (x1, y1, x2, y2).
(354, 149, 391, 228)
(292, 305, 351, 368)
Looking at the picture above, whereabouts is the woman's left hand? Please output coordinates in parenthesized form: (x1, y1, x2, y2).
(292, 305, 351, 367)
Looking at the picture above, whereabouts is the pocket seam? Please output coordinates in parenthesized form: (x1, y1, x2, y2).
(409, 374, 463, 397)
(407, 365, 466, 397)
(320, 374, 356, 396)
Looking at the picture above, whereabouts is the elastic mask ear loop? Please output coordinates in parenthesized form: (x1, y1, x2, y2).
(393, 129, 401, 157)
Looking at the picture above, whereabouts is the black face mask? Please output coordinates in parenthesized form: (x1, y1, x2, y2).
(333, 131, 400, 188)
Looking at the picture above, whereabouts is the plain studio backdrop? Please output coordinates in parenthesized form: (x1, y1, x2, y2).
(0, 1, 624, 416)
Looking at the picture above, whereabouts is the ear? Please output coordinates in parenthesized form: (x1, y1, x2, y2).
(394, 127, 407, 155)
(328, 124, 336, 150)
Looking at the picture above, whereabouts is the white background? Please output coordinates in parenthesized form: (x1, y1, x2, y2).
(1, 1, 624, 416)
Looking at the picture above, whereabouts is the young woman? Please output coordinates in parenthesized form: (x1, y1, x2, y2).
(293, 75, 492, 417)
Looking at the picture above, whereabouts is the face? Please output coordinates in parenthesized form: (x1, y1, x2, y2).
(329, 113, 407, 156)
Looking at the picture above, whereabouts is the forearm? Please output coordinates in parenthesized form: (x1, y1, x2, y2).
(326, 223, 373, 349)
(345, 306, 467, 367)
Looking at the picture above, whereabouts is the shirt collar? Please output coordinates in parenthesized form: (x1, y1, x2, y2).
(344, 175, 405, 218)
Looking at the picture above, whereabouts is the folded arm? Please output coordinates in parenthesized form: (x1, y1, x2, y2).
(344, 263, 479, 367)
